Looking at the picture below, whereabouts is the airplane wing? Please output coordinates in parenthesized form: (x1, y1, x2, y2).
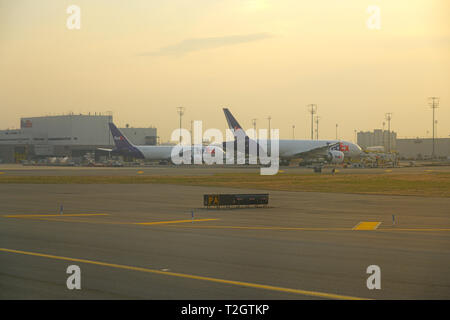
(290, 142, 340, 159)
(97, 148, 114, 152)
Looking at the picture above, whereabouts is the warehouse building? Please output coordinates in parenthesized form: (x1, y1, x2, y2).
(0, 114, 157, 163)
(357, 129, 397, 152)
(356, 128, 450, 159)
(396, 138, 450, 159)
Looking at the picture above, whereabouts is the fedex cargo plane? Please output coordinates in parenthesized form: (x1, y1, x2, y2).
(101, 123, 222, 162)
(223, 108, 363, 165)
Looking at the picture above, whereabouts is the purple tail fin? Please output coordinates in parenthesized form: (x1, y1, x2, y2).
(108, 122, 144, 158)
(108, 122, 135, 151)
(222, 108, 263, 154)
(223, 108, 244, 132)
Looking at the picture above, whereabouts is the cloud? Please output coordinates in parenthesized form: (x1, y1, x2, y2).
(140, 32, 274, 56)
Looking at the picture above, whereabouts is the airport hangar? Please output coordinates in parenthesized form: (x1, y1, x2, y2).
(358, 129, 450, 159)
(0, 114, 157, 163)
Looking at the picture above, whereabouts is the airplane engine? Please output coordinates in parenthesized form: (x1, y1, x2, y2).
(328, 150, 344, 164)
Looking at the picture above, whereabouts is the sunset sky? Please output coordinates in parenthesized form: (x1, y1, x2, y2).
(1, 0, 449, 142)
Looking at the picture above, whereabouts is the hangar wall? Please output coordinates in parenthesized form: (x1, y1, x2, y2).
(0, 114, 157, 163)
(396, 138, 450, 159)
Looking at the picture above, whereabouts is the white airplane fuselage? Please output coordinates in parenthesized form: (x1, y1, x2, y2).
(249, 139, 363, 160)
(135, 145, 223, 161)
(135, 145, 174, 160)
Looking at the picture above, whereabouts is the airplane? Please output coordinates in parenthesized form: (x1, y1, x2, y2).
(222, 108, 363, 166)
(100, 122, 223, 162)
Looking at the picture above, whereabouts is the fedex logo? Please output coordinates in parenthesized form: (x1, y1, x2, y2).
(330, 143, 349, 152)
(339, 142, 349, 152)
(232, 125, 242, 133)
(205, 147, 216, 155)
(114, 136, 125, 141)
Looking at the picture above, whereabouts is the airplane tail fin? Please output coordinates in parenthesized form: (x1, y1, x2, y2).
(108, 122, 136, 151)
(222, 108, 263, 154)
(223, 108, 244, 133)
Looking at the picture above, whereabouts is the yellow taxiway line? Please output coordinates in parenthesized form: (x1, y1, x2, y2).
(135, 219, 217, 226)
(169, 224, 450, 232)
(352, 222, 381, 231)
(37, 218, 218, 226)
(28, 217, 130, 225)
(3, 215, 219, 227)
(376, 228, 450, 232)
(3, 213, 109, 218)
(5, 214, 449, 232)
(170, 225, 350, 231)
(0, 247, 369, 300)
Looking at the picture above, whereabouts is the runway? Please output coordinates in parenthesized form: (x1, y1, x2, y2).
(1, 182, 449, 299)
(1, 163, 450, 176)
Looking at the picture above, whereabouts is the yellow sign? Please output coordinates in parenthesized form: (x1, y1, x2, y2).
(208, 195, 219, 206)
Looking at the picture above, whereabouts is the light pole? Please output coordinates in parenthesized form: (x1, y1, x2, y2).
(176, 107, 185, 144)
(435, 120, 438, 137)
(335, 123, 338, 140)
(252, 118, 257, 138)
(385, 113, 392, 153)
(267, 116, 272, 140)
(428, 97, 440, 158)
(315, 116, 320, 140)
(435, 120, 438, 156)
(307, 104, 317, 140)
(190, 120, 193, 145)
(292, 125, 295, 139)
(249, 118, 257, 141)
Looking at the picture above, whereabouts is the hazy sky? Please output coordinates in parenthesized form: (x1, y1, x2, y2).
(1, 0, 449, 142)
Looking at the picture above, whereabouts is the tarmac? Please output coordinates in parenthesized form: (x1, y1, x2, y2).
(1, 170, 449, 299)
(1, 163, 450, 176)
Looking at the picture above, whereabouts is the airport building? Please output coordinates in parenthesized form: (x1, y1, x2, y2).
(0, 114, 157, 163)
(396, 138, 450, 159)
(357, 129, 450, 159)
(119, 127, 158, 146)
(357, 129, 397, 152)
